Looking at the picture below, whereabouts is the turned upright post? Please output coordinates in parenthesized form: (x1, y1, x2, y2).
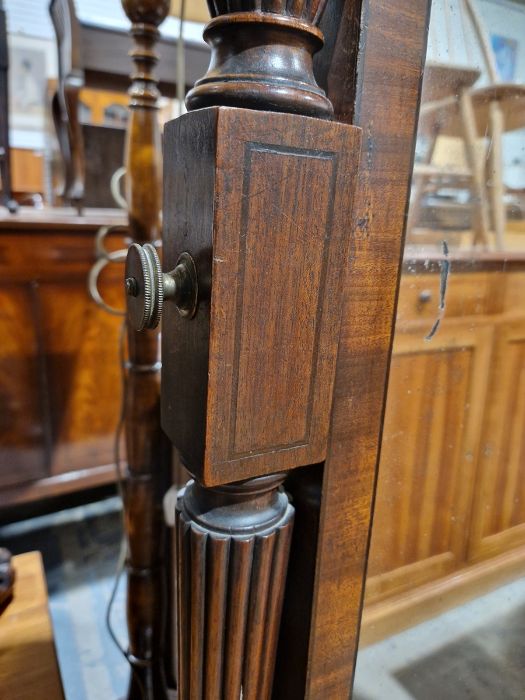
(121, 2, 172, 699)
(125, 2, 362, 697)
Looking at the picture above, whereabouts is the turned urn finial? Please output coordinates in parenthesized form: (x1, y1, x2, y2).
(121, 0, 170, 108)
(186, 0, 333, 118)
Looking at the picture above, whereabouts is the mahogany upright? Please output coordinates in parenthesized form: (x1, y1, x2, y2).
(121, 2, 172, 699)
(159, 3, 361, 698)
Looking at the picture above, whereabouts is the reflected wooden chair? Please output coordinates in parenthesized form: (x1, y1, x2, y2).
(48, 0, 210, 212)
(408, 0, 525, 249)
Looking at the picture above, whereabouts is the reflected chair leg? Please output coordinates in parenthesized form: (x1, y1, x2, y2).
(63, 85, 85, 211)
(459, 90, 491, 248)
(51, 92, 73, 204)
(407, 132, 438, 239)
(488, 101, 505, 251)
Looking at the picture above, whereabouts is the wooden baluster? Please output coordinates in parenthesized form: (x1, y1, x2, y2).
(121, 2, 172, 699)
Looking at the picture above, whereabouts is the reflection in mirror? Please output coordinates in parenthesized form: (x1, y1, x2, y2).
(356, 0, 525, 697)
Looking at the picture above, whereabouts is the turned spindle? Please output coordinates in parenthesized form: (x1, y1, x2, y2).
(121, 2, 172, 699)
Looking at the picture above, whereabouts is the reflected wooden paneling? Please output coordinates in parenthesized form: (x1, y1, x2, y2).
(0, 209, 125, 507)
(362, 265, 525, 641)
(39, 281, 122, 475)
(367, 322, 493, 601)
(468, 320, 525, 561)
(0, 286, 47, 488)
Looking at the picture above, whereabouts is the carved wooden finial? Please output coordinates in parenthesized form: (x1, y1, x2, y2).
(186, 0, 333, 118)
(121, 0, 170, 109)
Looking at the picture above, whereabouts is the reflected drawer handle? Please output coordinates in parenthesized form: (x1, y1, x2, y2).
(418, 289, 432, 304)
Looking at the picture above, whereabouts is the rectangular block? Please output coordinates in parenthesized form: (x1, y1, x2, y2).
(162, 107, 361, 485)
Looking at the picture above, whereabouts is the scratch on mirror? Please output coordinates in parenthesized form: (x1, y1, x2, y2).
(425, 240, 450, 341)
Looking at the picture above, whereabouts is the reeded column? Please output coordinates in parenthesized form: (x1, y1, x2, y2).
(121, 2, 172, 699)
(176, 476, 294, 700)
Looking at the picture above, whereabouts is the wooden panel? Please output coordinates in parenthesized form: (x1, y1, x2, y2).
(503, 271, 525, 313)
(361, 544, 525, 647)
(162, 106, 361, 486)
(230, 146, 336, 457)
(0, 285, 47, 488)
(0, 214, 125, 504)
(0, 552, 65, 699)
(358, 265, 525, 641)
(468, 320, 525, 562)
(365, 322, 493, 602)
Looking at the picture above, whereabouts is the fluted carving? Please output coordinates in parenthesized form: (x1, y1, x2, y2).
(175, 476, 294, 700)
(186, 0, 333, 117)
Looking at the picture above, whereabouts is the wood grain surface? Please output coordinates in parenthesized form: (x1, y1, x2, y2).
(120, 3, 173, 698)
(304, 1, 432, 697)
(162, 106, 361, 486)
(361, 266, 525, 640)
(0, 211, 125, 506)
(0, 552, 64, 700)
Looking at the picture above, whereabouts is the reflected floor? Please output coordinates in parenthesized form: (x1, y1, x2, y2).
(355, 576, 525, 699)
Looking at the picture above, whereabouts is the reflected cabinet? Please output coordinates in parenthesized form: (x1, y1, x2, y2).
(363, 263, 525, 642)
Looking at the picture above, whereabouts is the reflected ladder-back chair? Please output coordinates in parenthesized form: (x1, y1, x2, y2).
(119, 0, 431, 697)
